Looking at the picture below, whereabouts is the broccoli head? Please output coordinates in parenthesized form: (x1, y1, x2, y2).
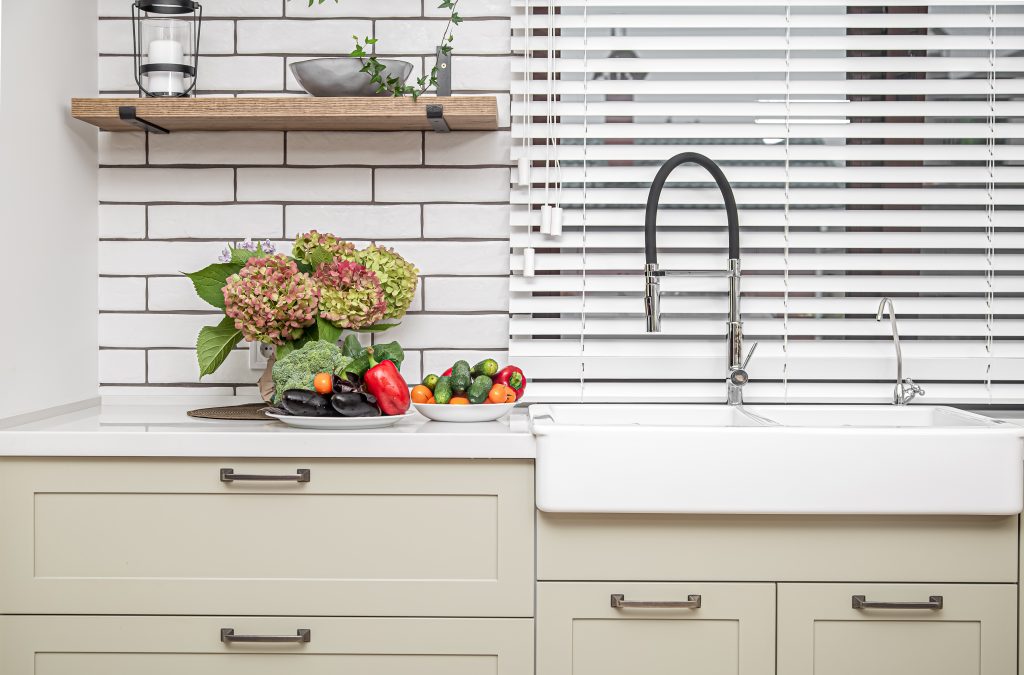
(271, 340, 351, 404)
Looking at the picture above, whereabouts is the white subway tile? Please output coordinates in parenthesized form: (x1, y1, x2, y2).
(148, 349, 255, 384)
(425, 0, 510, 17)
(286, 205, 420, 239)
(98, 19, 235, 55)
(237, 168, 372, 202)
(99, 56, 141, 92)
(149, 132, 284, 165)
(100, 313, 221, 348)
(99, 205, 147, 239)
(99, 132, 146, 165)
(288, 132, 422, 166)
(376, 20, 510, 55)
(375, 168, 509, 203)
(238, 20, 371, 54)
(100, 385, 237, 397)
(99, 168, 235, 203)
(377, 349, 421, 384)
(149, 205, 283, 239)
(423, 350, 510, 376)
(377, 240, 510, 275)
(100, 241, 236, 275)
(385, 315, 509, 349)
(425, 277, 508, 312)
(423, 204, 510, 238)
(149, 277, 222, 312)
(452, 55, 511, 91)
(286, 0, 421, 17)
(99, 277, 147, 311)
(100, 0, 282, 17)
(200, 56, 285, 91)
(425, 130, 511, 165)
(99, 350, 147, 384)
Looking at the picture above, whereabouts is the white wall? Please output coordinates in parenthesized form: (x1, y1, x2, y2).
(0, 1, 99, 418)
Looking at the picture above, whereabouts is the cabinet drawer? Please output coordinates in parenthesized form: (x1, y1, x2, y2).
(0, 458, 534, 616)
(538, 582, 775, 675)
(778, 583, 1017, 675)
(539, 512, 1018, 582)
(0, 615, 533, 675)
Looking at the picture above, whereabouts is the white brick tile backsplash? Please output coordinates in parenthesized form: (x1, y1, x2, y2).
(425, 130, 511, 165)
(375, 168, 509, 203)
(378, 240, 510, 275)
(149, 276, 220, 312)
(99, 0, 282, 17)
(149, 132, 284, 166)
(452, 56, 511, 91)
(375, 20, 511, 55)
(425, 277, 509, 312)
(99, 205, 146, 239)
(384, 314, 509, 349)
(286, 0, 421, 18)
(100, 241, 235, 275)
(98, 132, 146, 165)
(238, 20, 371, 54)
(99, 169, 235, 203)
(99, 57, 142, 92)
(286, 205, 421, 239)
(425, 0, 511, 17)
(423, 350, 510, 376)
(101, 313, 221, 348)
(99, 277, 147, 311)
(149, 205, 283, 239)
(423, 204, 510, 238)
(237, 168, 373, 202)
(98, 19, 235, 55)
(200, 56, 285, 91)
(100, 385, 237, 397)
(148, 349, 254, 384)
(99, 350, 147, 384)
(288, 132, 422, 166)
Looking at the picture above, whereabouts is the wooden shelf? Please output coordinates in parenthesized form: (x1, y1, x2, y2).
(71, 96, 499, 133)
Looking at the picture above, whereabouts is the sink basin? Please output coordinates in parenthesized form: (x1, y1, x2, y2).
(530, 405, 1023, 516)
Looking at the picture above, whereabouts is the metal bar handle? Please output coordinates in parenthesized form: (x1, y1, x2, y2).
(611, 594, 701, 609)
(221, 628, 311, 644)
(220, 468, 310, 483)
(852, 595, 943, 610)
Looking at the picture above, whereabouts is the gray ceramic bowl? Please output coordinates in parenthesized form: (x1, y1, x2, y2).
(290, 57, 414, 97)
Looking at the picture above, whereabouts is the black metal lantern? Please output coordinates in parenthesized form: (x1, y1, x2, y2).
(132, 0, 202, 97)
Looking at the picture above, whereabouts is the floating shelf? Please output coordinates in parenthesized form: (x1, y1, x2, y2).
(70, 96, 499, 134)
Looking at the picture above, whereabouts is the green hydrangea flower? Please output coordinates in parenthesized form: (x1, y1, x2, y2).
(314, 261, 387, 330)
(292, 230, 356, 268)
(354, 244, 419, 320)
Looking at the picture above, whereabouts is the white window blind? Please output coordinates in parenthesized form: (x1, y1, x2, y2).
(510, 1, 1024, 404)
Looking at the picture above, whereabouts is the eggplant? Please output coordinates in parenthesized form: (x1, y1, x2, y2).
(331, 392, 382, 418)
(280, 389, 334, 417)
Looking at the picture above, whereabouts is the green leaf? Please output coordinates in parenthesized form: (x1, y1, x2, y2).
(230, 246, 261, 265)
(184, 262, 241, 310)
(354, 323, 401, 333)
(316, 318, 343, 346)
(342, 334, 363, 358)
(276, 341, 295, 361)
(197, 318, 243, 378)
(307, 246, 336, 268)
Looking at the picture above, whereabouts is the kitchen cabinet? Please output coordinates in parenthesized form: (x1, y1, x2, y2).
(537, 582, 775, 675)
(778, 583, 1017, 675)
(0, 615, 533, 675)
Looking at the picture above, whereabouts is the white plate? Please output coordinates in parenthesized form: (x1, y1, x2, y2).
(413, 403, 516, 423)
(265, 411, 414, 430)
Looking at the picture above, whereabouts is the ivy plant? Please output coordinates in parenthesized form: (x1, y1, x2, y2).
(302, 0, 462, 100)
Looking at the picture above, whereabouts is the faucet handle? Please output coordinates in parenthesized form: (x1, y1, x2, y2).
(741, 342, 759, 371)
(902, 378, 925, 403)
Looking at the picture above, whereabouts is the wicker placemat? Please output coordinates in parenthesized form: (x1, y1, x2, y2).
(187, 402, 271, 421)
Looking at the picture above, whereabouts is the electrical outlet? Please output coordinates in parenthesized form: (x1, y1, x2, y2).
(249, 342, 274, 371)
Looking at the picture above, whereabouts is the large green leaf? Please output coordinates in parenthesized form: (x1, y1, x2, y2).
(354, 323, 400, 334)
(184, 263, 241, 310)
(197, 317, 243, 378)
(316, 318, 343, 346)
(342, 334, 363, 358)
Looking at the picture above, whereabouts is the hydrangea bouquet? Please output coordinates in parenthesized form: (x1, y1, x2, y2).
(185, 232, 418, 377)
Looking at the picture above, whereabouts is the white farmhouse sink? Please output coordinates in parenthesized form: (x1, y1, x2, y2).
(530, 405, 1024, 516)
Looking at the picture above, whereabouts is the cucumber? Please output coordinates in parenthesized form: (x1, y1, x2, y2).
(471, 358, 499, 378)
(467, 375, 493, 405)
(433, 376, 453, 405)
(450, 360, 472, 392)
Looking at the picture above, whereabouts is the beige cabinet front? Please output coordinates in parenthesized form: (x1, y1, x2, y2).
(0, 615, 533, 675)
(0, 458, 534, 617)
(538, 582, 775, 675)
(778, 583, 1017, 675)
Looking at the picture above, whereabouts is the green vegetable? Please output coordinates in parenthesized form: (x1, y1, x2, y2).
(341, 340, 405, 377)
(471, 359, 499, 378)
(467, 375, 493, 405)
(422, 374, 440, 391)
(450, 360, 472, 392)
(271, 340, 349, 405)
(433, 376, 453, 405)
(342, 335, 363, 358)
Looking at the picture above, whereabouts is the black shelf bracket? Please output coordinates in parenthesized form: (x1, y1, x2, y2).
(426, 104, 451, 133)
(118, 105, 170, 134)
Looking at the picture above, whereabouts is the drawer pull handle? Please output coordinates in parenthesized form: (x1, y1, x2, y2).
(221, 628, 311, 644)
(852, 595, 943, 610)
(220, 468, 310, 483)
(611, 594, 701, 609)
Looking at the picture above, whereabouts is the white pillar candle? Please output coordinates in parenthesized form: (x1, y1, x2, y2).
(147, 39, 185, 95)
(517, 157, 531, 186)
(540, 204, 553, 235)
(549, 206, 563, 237)
(523, 247, 536, 277)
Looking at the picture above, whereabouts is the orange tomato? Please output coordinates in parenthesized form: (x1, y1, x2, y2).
(410, 385, 433, 404)
(313, 372, 333, 395)
(488, 384, 516, 404)
(426, 396, 436, 404)
(449, 397, 470, 405)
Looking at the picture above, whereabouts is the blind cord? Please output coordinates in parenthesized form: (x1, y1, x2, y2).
(782, 4, 792, 403)
(579, 0, 589, 401)
(985, 3, 997, 403)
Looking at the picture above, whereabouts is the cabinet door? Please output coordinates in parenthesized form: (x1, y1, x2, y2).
(538, 582, 775, 675)
(778, 583, 1017, 675)
(0, 616, 533, 675)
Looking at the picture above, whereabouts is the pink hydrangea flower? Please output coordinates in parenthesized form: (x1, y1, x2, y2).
(222, 255, 319, 345)
(314, 260, 387, 330)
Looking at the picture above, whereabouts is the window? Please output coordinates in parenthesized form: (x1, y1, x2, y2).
(510, 1, 1024, 403)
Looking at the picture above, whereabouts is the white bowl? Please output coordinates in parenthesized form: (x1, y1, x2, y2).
(414, 403, 516, 423)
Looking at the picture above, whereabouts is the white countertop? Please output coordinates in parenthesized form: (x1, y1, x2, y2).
(0, 398, 536, 459)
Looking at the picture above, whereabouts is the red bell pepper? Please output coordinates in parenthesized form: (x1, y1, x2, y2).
(442, 367, 453, 376)
(364, 349, 411, 416)
(494, 366, 527, 401)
